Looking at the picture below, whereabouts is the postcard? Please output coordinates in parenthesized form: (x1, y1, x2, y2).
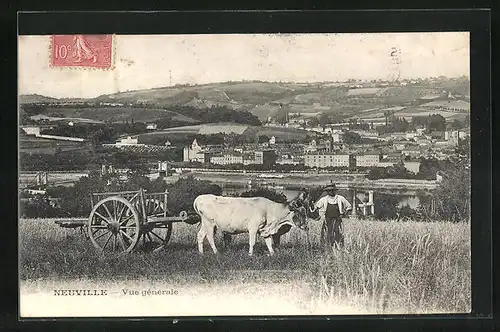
(18, 32, 471, 317)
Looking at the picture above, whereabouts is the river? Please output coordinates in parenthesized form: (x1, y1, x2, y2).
(222, 184, 421, 209)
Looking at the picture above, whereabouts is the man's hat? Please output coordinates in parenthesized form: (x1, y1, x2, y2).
(324, 184, 338, 192)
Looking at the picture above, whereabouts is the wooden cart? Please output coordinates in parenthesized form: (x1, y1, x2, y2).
(55, 189, 200, 253)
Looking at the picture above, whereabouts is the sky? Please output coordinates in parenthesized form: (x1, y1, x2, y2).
(18, 32, 469, 99)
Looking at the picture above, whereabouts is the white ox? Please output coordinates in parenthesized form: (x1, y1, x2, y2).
(193, 194, 309, 256)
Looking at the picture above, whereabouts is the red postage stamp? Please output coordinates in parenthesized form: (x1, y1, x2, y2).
(51, 35, 113, 69)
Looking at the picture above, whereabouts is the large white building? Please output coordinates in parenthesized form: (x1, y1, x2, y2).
(304, 153, 350, 168)
(355, 154, 381, 167)
(210, 154, 244, 165)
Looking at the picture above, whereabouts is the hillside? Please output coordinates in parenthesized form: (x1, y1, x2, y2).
(19, 78, 470, 122)
(41, 107, 199, 124)
(92, 80, 469, 121)
(19, 94, 59, 104)
(136, 123, 310, 144)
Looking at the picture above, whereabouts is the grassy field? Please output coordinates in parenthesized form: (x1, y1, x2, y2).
(19, 217, 470, 314)
(42, 107, 198, 124)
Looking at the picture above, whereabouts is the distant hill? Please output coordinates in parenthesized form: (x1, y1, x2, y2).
(19, 78, 470, 122)
(136, 122, 311, 144)
(40, 106, 199, 124)
(19, 94, 59, 104)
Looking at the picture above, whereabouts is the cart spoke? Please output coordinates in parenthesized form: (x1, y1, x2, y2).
(121, 226, 137, 230)
(112, 234, 117, 251)
(113, 199, 117, 220)
(116, 203, 126, 223)
(94, 211, 111, 224)
(102, 203, 114, 221)
(149, 230, 165, 243)
(91, 225, 108, 229)
(94, 229, 110, 241)
(120, 230, 134, 242)
(146, 232, 154, 243)
(92, 228, 104, 236)
(117, 233, 126, 251)
(102, 233, 113, 249)
(119, 213, 135, 226)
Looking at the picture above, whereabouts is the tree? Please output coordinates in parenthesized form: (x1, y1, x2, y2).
(343, 131, 362, 144)
(367, 167, 390, 180)
(417, 157, 441, 180)
(418, 139, 471, 222)
(166, 175, 222, 214)
(239, 187, 287, 203)
(319, 113, 330, 129)
(426, 114, 446, 133)
(451, 119, 464, 130)
(308, 117, 320, 127)
(275, 107, 289, 125)
(412, 116, 428, 129)
(258, 135, 270, 144)
(373, 193, 400, 220)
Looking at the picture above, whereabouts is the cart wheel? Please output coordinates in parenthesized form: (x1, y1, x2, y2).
(88, 196, 140, 254)
(138, 198, 173, 253)
(140, 223, 173, 253)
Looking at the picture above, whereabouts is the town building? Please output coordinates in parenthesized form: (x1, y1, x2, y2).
(402, 147, 422, 158)
(146, 123, 158, 130)
(304, 139, 318, 154)
(350, 130, 379, 139)
(276, 157, 303, 166)
(118, 136, 139, 145)
(444, 130, 469, 145)
(403, 161, 421, 174)
(429, 131, 445, 140)
(405, 131, 419, 140)
(21, 126, 42, 136)
(210, 154, 244, 165)
(157, 161, 169, 177)
(355, 154, 381, 167)
(255, 150, 277, 168)
(331, 132, 343, 143)
(393, 142, 407, 151)
(390, 133, 407, 141)
(416, 128, 426, 135)
(183, 139, 210, 163)
(304, 153, 350, 168)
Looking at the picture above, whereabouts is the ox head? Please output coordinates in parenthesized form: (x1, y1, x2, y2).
(290, 205, 308, 230)
(286, 189, 311, 230)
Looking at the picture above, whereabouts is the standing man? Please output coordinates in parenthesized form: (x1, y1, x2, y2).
(311, 184, 352, 249)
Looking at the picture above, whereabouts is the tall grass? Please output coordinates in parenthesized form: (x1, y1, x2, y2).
(309, 220, 471, 314)
(19, 218, 470, 314)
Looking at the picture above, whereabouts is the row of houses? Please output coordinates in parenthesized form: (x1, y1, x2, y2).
(183, 139, 277, 168)
(304, 153, 421, 172)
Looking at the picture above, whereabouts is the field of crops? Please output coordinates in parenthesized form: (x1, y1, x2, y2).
(42, 107, 198, 124)
(19, 217, 470, 315)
